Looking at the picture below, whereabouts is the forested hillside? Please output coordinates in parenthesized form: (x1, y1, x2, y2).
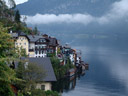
(0, 1, 59, 96)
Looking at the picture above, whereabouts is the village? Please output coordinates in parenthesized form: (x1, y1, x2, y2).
(9, 30, 88, 92)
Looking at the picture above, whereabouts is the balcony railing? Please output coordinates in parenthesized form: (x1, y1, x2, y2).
(29, 49, 34, 52)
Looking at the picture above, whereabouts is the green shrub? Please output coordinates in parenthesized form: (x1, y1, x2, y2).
(30, 89, 46, 96)
(45, 90, 60, 96)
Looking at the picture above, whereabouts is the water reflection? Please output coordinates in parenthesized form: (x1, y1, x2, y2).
(52, 70, 87, 94)
(62, 45, 128, 96)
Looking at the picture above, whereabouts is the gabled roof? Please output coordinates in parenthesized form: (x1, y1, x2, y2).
(18, 31, 26, 36)
(28, 35, 42, 42)
(18, 31, 30, 40)
(21, 57, 57, 82)
(28, 35, 49, 43)
(10, 33, 18, 38)
(10, 31, 29, 40)
(48, 38, 58, 46)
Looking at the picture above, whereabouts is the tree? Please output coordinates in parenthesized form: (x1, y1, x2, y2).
(0, 61, 16, 96)
(0, 22, 18, 59)
(15, 10, 21, 23)
(20, 48, 27, 57)
(24, 62, 46, 90)
(50, 57, 66, 79)
(16, 61, 46, 92)
(0, 22, 21, 95)
(51, 57, 75, 79)
(7, 0, 16, 9)
(33, 26, 38, 35)
(0, 0, 15, 23)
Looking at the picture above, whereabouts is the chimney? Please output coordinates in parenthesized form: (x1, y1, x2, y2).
(43, 34, 48, 38)
(10, 30, 12, 34)
(31, 32, 35, 38)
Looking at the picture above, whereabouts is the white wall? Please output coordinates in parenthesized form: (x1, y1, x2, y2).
(36, 82, 52, 91)
(29, 42, 35, 49)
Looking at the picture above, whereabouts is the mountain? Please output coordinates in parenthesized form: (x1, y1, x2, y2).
(17, 0, 119, 16)
(16, 0, 128, 47)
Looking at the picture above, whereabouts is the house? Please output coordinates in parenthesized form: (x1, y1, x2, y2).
(10, 31, 29, 55)
(11, 31, 59, 58)
(69, 49, 77, 65)
(28, 35, 50, 57)
(48, 37, 59, 56)
(62, 45, 76, 65)
(28, 34, 59, 58)
(20, 57, 57, 91)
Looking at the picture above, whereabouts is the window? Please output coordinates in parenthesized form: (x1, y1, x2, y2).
(24, 43, 26, 45)
(42, 46, 46, 48)
(39, 50, 41, 54)
(20, 37, 22, 41)
(43, 39, 46, 42)
(35, 51, 37, 54)
(41, 85, 45, 90)
(15, 43, 18, 45)
(37, 51, 39, 54)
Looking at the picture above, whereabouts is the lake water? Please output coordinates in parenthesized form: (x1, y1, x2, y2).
(62, 45, 128, 96)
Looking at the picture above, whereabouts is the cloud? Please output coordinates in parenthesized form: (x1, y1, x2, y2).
(97, 0, 128, 24)
(25, 14, 95, 25)
(24, 0, 128, 25)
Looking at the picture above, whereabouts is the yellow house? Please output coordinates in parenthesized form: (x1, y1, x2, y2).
(14, 32, 29, 55)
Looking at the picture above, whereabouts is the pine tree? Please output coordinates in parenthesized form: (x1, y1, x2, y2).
(33, 26, 38, 35)
(15, 10, 21, 23)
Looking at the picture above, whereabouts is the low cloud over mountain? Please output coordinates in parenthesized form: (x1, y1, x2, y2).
(24, 0, 128, 25)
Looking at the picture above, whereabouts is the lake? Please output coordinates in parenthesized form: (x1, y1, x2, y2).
(62, 44, 128, 96)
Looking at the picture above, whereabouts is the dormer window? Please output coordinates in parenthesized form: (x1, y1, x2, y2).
(43, 39, 46, 42)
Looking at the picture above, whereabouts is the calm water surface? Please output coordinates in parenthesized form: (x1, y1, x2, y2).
(62, 45, 128, 96)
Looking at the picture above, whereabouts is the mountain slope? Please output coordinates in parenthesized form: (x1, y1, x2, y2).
(16, 0, 128, 46)
(17, 0, 119, 16)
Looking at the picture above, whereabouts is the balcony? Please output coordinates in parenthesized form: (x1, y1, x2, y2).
(29, 49, 34, 52)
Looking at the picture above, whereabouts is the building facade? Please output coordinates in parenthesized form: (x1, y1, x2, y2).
(11, 32, 29, 55)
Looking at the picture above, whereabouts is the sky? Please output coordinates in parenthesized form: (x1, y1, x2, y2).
(14, 0, 28, 5)
(24, 0, 128, 26)
(5, 0, 28, 5)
